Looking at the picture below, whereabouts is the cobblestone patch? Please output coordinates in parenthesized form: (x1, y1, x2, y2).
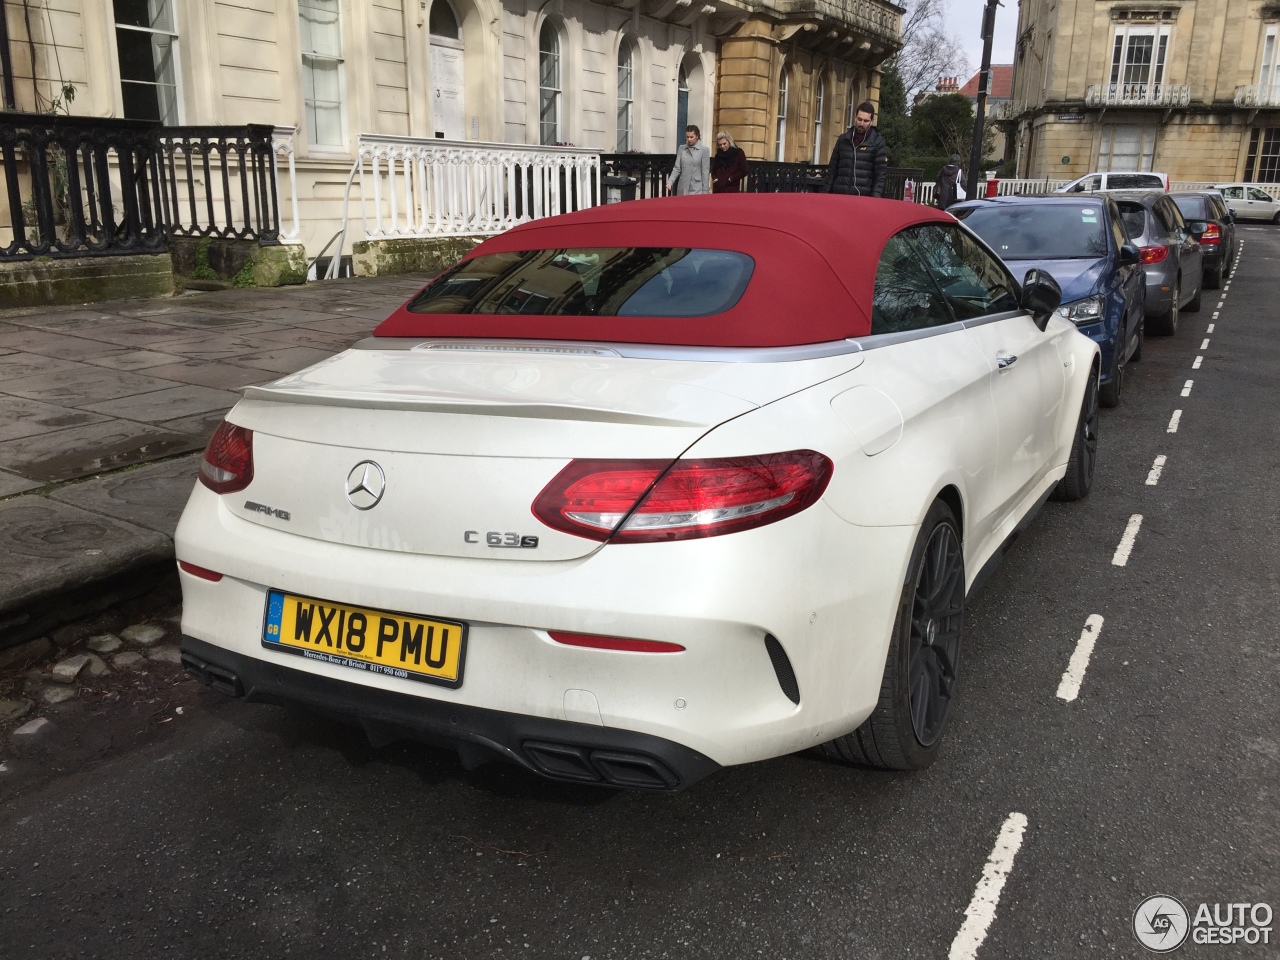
(146, 645, 183, 665)
(120, 623, 167, 647)
(0, 698, 32, 723)
(86, 634, 122, 655)
(51, 654, 90, 684)
(111, 651, 147, 671)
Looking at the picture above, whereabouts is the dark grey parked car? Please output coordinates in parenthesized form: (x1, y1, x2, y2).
(1170, 190, 1236, 289)
(1110, 190, 1205, 337)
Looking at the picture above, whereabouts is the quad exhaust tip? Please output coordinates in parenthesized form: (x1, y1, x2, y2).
(522, 740, 680, 790)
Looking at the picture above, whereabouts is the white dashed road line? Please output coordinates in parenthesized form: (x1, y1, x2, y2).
(1167, 409, 1182, 433)
(1146, 455, 1167, 485)
(1207, 323, 1215, 332)
(1182, 380, 1194, 397)
(1113, 515, 1144, 567)
(1057, 614, 1105, 702)
(1192, 356, 1203, 369)
(1201, 338, 1210, 349)
(948, 813, 1030, 960)
(1213, 312, 1220, 319)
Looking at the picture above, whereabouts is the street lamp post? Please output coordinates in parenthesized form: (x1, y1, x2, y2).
(967, 0, 1001, 199)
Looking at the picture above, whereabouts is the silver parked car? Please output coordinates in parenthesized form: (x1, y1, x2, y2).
(1110, 191, 1205, 336)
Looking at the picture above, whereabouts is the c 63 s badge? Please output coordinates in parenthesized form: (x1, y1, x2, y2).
(465, 531, 539, 549)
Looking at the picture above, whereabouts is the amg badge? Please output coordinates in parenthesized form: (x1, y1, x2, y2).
(245, 501, 291, 521)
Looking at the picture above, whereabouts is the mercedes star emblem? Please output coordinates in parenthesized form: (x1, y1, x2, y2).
(345, 460, 386, 510)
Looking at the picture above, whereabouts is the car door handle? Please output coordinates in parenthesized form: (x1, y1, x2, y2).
(997, 354, 1018, 369)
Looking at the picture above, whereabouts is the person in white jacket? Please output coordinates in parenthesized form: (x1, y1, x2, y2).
(668, 126, 711, 196)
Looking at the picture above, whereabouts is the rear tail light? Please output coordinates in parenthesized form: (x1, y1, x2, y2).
(1199, 223, 1221, 245)
(199, 421, 254, 494)
(548, 631, 684, 653)
(1139, 245, 1169, 264)
(532, 450, 833, 543)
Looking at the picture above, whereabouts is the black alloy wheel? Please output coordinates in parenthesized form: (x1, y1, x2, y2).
(820, 499, 965, 770)
(1053, 368, 1099, 502)
(906, 517, 965, 749)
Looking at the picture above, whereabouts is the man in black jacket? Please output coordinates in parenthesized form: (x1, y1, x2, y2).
(821, 101, 889, 197)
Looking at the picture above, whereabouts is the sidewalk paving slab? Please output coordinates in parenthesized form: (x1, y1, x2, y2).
(0, 497, 171, 615)
(0, 271, 434, 649)
(50, 456, 200, 536)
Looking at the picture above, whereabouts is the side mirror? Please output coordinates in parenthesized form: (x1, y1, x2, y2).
(1228, 210, 1236, 223)
(1021, 268, 1062, 331)
(1186, 220, 1208, 240)
(1118, 243, 1141, 266)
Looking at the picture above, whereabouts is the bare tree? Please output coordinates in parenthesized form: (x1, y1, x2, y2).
(892, 0, 970, 104)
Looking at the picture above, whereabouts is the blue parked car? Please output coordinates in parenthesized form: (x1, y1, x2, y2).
(950, 195, 1145, 407)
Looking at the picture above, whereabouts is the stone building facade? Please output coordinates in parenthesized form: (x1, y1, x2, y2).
(714, 0, 900, 164)
(3, 0, 899, 158)
(1005, 0, 1280, 182)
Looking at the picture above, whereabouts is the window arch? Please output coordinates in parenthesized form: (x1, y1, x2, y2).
(429, 0, 460, 40)
(775, 67, 790, 161)
(676, 62, 690, 145)
(617, 39, 635, 152)
(813, 75, 826, 163)
(539, 21, 561, 145)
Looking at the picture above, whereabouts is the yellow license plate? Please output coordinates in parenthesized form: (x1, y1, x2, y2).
(262, 590, 466, 687)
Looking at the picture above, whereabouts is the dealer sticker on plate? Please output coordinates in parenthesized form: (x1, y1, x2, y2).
(262, 590, 466, 687)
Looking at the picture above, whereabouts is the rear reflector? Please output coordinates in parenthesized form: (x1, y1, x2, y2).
(1139, 245, 1169, 264)
(548, 630, 685, 653)
(532, 450, 833, 543)
(178, 560, 223, 582)
(199, 421, 254, 494)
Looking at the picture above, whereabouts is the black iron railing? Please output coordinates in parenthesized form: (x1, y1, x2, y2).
(600, 155, 923, 201)
(0, 113, 167, 260)
(746, 161, 825, 193)
(600, 154, 675, 198)
(157, 125, 281, 243)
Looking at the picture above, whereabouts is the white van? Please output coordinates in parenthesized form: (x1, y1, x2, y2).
(1055, 171, 1170, 193)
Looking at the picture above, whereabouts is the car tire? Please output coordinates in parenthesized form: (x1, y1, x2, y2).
(1273, 211, 1280, 225)
(1186, 279, 1202, 313)
(1149, 278, 1180, 336)
(1129, 313, 1143, 362)
(820, 499, 964, 771)
(1052, 367, 1099, 503)
(1099, 335, 1124, 408)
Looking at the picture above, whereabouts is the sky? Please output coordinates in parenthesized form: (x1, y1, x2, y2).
(946, 0, 1018, 85)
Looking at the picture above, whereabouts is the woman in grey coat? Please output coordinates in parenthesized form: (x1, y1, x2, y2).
(668, 125, 711, 196)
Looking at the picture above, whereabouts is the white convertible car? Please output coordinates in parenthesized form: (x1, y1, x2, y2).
(176, 194, 1100, 791)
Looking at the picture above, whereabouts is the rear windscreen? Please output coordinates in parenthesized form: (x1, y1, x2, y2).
(1108, 174, 1164, 190)
(1172, 197, 1208, 219)
(405, 248, 755, 318)
(954, 205, 1110, 260)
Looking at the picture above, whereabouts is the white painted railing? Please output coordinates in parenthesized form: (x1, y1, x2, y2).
(356, 136, 600, 239)
(1084, 83, 1191, 107)
(273, 125, 301, 242)
(911, 178, 1280, 207)
(1234, 84, 1280, 108)
(318, 135, 601, 278)
(912, 177, 1073, 206)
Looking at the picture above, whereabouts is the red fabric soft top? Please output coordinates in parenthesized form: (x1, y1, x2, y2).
(374, 194, 952, 347)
